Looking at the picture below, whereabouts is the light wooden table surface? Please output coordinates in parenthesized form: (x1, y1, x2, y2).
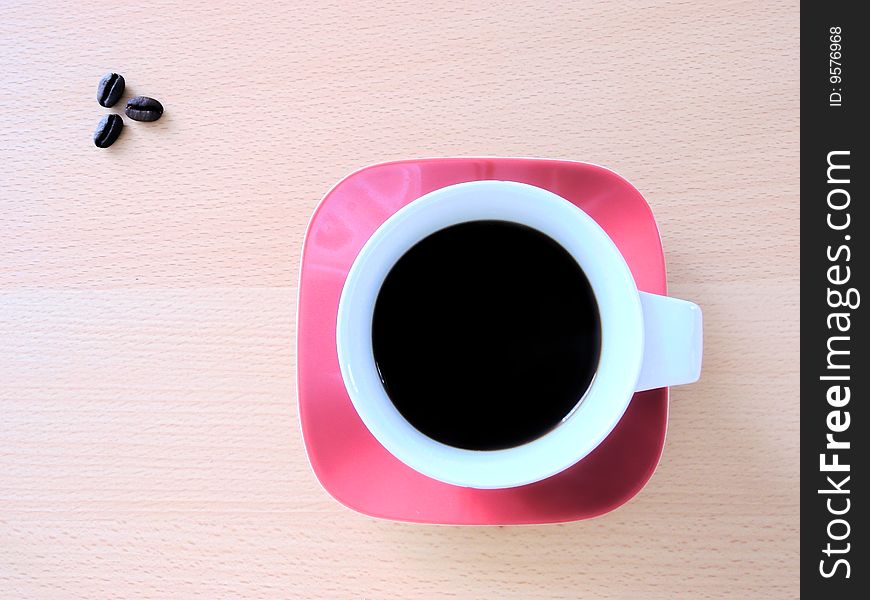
(0, 1, 798, 598)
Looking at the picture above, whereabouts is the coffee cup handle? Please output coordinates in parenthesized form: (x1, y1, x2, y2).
(634, 292, 703, 392)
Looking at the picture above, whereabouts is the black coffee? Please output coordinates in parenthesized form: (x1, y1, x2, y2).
(97, 72, 125, 108)
(372, 220, 601, 451)
(93, 113, 124, 148)
(125, 96, 164, 122)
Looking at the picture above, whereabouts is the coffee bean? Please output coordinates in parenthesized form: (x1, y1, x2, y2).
(97, 72, 125, 108)
(125, 96, 164, 122)
(94, 114, 123, 148)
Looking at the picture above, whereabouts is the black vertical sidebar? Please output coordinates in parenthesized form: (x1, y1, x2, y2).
(802, 0, 867, 597)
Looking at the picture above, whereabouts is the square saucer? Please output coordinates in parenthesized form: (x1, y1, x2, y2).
(297, 158, 668, 524)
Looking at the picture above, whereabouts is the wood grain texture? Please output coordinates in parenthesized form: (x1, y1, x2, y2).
(0, 0, 798, 598)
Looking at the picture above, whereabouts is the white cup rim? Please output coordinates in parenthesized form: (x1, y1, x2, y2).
(336, 181, 644, 489)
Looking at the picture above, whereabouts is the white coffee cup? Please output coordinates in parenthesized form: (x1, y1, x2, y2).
(337, 180, 702, 489)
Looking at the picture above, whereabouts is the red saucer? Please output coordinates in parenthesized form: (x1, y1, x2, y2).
(298, 158, 668, 524)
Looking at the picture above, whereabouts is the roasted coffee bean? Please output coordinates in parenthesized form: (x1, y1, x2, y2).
(125, 96, 164, 122)
(97, 72, 125, 108)
(94, 113, 123, 148)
